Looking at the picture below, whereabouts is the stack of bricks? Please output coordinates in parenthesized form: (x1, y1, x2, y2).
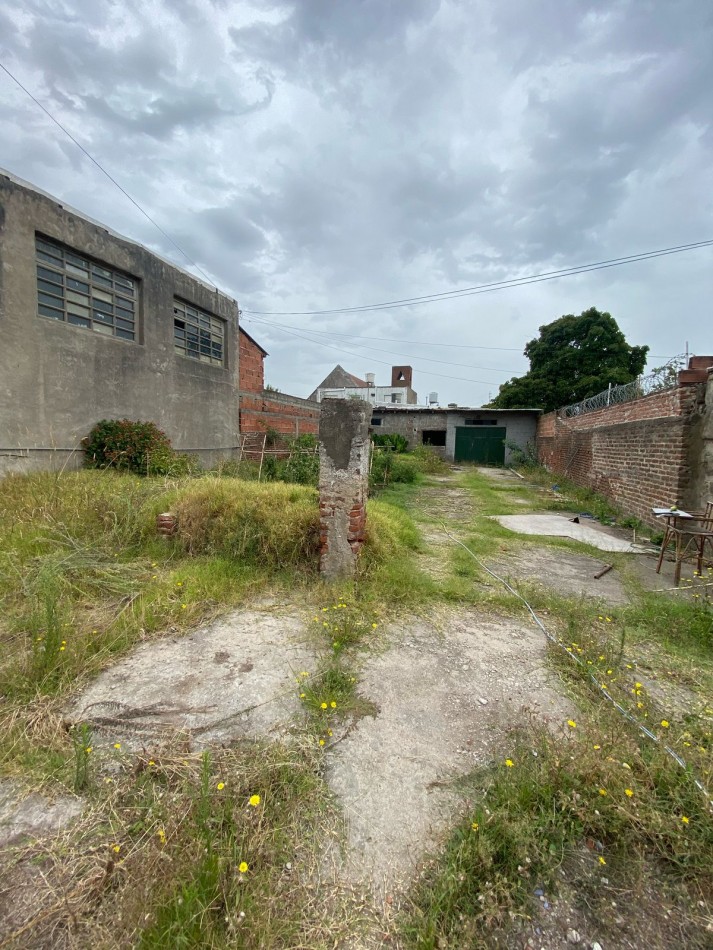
(318, 398, 370, 578)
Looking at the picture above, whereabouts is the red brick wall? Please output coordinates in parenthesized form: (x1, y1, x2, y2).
(239, 330, 265, 393)
(240, 393, 320, 438)
(238, 328, 320, 438)
(537, 379, 708, 526)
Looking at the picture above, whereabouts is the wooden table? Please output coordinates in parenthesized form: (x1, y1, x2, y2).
(654, 507, 713, 586)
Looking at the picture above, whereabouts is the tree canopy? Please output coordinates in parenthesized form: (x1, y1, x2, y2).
(489, 308, 649, 413)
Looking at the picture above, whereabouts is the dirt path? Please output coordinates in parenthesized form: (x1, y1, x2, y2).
(324, 469, 573, 906)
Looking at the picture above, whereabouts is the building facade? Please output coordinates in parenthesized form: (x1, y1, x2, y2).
(371, 406, 540, 464)
(310, 364, 419, 406)
(0, 170, 240, 473)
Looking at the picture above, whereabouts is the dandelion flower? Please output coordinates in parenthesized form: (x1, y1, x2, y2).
(471, 822, 479, 831)
(567, 720, 577, 729)
(372, 622, 378, 629)
(217, 782, 225, 790)
(148, 760, 155, 766)
(238, 861, 248, 873)
(114, 743, 121, 750)
(625, 788, 634, 797)
(599, 856, 606, 865)
(681, 816, 689, 824)
(505, 759, 514, 768)
(319, 739, 325, 746)
(85, 746, 93, 754)
(320, 702, 328, 710)
(112, 844, 121, 853)
(300, 693, 306, 699)
(157, 828, 166, 843)
(181, 604, 187, 610)
(599, 788, 607, 796)
(59, 646, 66, 652)
(330, 701, 337, 709)
(593, 745, 601, 750)
(249, 794, 261, 807)
(661, 720, 670, 728)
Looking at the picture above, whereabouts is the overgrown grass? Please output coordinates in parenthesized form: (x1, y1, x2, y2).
(3, 740, 345, 949)
(404, 712, 712, 948)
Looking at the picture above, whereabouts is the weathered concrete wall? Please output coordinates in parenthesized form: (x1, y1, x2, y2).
(319, 399, 370, 578)
(370, 408, 538, 463)
(687, 368, 713, 512)
(536, 362, 713, 525)
(0, 171, 240, 474)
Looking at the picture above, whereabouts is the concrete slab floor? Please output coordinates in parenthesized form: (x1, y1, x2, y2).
(324, 607, 573, 897)
(493, 512, 650, 553)
(67, 606, 315, 750)
(488, 547, 630, 604)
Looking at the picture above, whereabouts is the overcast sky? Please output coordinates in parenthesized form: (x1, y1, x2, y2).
(2, 0, 711, 405)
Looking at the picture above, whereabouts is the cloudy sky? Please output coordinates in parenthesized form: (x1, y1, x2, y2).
(1, 0, 712, 405)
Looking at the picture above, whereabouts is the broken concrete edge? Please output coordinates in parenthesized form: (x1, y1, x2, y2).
(319, 399, 371, 578)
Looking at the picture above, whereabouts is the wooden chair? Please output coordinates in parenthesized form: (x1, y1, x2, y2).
(655, 501, 713, 586)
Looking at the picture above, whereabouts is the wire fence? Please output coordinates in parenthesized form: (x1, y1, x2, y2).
(559, 364, 682, 418)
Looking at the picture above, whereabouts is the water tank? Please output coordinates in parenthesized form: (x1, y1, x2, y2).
(365, 372, 375, 384)
(428, 392, 438, 404)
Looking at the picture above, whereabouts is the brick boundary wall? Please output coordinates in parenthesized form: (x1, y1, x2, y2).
(239, 391, 320, 438)
(536, 361, 713, 527)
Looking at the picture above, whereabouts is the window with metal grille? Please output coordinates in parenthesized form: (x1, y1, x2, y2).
(173, 299, 224, 366)
(35, 235, 138, 341)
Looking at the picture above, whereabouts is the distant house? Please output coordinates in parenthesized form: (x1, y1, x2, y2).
(310, 364, 419, 406)
(370, 406, 541, 465)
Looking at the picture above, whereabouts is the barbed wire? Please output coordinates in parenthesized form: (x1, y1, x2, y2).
(559, 357, 686, 419)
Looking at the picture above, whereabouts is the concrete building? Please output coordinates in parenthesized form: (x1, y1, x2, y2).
(310, 364, 419, 406)
(370, 405, 541, 464)
(0, 170, 240, 473)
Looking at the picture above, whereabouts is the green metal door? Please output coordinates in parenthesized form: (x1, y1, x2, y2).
(454, 427, 506, 465)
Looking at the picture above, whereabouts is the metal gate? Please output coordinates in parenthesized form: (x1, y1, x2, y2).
(454, 426, 506, 465)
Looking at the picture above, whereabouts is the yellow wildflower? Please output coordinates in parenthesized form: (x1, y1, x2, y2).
(567, 720, 577, 728)
(249, 794, 261, 807)
(505, 759, 514, 768)
(625, 788, 634, 797)
(239, 861, 248, 873)
(599, 856, 606, 865)
(114, 743, 121, 750)
(320, 702, 327, 709)
(471, 821, 479, 831)
(217, 782, 225, 790)
(330, 701, 337, 709)
(599, 788, 607, 796)
(661, 720, 670, 728)
(112, 844, 121, 853)
(681, 816, 689, 824)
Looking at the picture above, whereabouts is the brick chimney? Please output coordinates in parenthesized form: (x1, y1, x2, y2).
(391, 365, 413, 388)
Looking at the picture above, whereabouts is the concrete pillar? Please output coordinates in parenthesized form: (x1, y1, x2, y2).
(318, 398, 371, 578)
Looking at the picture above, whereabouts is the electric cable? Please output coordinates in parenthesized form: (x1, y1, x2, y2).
(243, 240, 713, 316)
(0, 60, 216, 287)
(439, 522, 712, 810)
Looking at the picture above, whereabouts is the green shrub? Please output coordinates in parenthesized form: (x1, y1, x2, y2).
(284, 434, 319, 486)
(372, 433, 409, 453)
(370, 450, 420, 489)
(83, 420, 195, 477)
(410, 446, 449, 474)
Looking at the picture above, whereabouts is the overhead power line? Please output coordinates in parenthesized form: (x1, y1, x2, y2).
(250, 319, 501, 387)
(0, 60, 216, 287)
(243, 239, 713, 316)
(247, 315, 522, 373)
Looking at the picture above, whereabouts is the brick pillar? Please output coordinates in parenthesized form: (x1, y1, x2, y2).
(318, 398, 370, 578)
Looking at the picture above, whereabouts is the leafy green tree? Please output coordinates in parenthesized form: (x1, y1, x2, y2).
(490, 308, 648, 412)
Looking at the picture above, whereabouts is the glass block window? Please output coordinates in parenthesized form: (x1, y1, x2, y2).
(173, 299, 224, 365)
(35, 235, 137, 341)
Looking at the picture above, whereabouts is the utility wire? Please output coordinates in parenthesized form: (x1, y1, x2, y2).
(440, 522, 712, 810)
(247, 317, 680, 363)
(0, 60, 216, 288)
(247, 315, 521, 374)
(243, 240, 713, 316)
(247, 319, 502, 387)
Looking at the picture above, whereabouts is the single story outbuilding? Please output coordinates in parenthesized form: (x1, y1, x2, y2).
(370, 406, 541, 465)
